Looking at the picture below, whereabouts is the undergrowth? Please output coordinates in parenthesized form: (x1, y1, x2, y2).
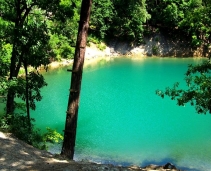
(0, 114, 63, 150)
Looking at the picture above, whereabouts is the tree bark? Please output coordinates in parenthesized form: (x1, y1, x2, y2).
(6, 2, 22, 115)
(23, 61, 31, 129)
(6, 43, 22, 115)
(61, 0, 92, 159)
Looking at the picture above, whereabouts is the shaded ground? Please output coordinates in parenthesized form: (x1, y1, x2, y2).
(0, 132, 179, 171)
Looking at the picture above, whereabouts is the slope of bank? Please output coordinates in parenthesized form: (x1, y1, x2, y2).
(47, 30, 210, 70)
(0, 131, 180, 171)
(85, 31, 210, 60)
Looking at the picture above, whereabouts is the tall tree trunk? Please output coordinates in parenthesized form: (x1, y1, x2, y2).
(61, 0, 92, 159)
(24, 61, 31, 130)
(6, 5, 22, 115)
(6, 0, 30, 115)
(6, 46, 22, 115)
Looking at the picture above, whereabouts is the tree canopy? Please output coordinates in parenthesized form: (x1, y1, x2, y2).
(156, 59, 211, 114)
(0, 0, 75, 145)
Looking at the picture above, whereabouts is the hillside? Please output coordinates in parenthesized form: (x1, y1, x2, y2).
(0, 132, 179, 171)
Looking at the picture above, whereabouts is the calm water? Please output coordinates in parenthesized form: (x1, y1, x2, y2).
(31, 57, 211, 171)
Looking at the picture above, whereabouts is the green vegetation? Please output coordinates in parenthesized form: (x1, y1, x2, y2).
(1, 0, 211, 150)
(0, 114, 63, 150)
(156, 59, 211, 114)
(0, 0, 74, 148)
(152, 45, 159, 55)
(152, 1, 211, 112)
(90, 0, 150, 44)
(146, 0, 211, 47)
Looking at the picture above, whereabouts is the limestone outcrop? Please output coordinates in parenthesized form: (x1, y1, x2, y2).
(85, 32, 209, 59)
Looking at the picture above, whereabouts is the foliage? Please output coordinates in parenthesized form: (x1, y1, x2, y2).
(90, 0, 115, 39)
(152, 45, 159, 55)
(0, 72, 47, 111)
(89, 0, 211, 47)
(146, 0, 187, 27)
(0, 0, 73, 147)
(16, 72, 47, 110)
(11, 116, 42, 145)
(87, 35, 102, 44)
(43, 127, 63, 143)
(0, 114, 63, 150)
(49, 34, 75, 60)
(97, 43, 106, 51)
(87, 35, 106, 50)
(178, 1, 211, 46)
(146, 0, 211, 47)
(112, 0, 150, 44)
(0, 77, 18, 99)
(90, 0, 150, 44)
(48, 0, 80, 60)
(0, 43, 12, 76)
(1, 0, 211, 153)
(0, 113, 43, 146)
(0, 0, 76, 115)
(156, 59, 211, 114)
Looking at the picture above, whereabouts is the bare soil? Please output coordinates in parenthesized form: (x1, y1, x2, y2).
(0, 132, 180, 171)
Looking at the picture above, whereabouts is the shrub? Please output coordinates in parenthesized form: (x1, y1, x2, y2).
(0, 114, 63, 150)
(152, 45, 159, 55)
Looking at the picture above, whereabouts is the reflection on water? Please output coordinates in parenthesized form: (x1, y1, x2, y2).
(30, 57, 211, 171)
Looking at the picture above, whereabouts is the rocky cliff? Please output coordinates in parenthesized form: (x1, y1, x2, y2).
(85, 32, 209, 59)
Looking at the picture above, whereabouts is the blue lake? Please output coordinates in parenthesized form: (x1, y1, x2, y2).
(31, 57, 211, 171)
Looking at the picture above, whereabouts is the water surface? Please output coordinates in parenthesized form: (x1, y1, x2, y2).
(31, 57, 211, 171)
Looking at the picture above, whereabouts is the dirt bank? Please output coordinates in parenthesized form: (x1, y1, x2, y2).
(0, 132, 180, 171)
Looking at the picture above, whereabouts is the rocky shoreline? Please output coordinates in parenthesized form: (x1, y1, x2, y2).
(47, 42, 147, 70)
(47, 36, 207, 70)
(0, 131, 181, 171)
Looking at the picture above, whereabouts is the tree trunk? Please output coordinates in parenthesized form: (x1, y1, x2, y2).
(61, 0, 92, 159)
(6, 47, 22, 115)
(6, 4, 22, 115)
(24, 61, 31, 129)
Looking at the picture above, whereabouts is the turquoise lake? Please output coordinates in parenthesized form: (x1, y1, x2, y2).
(31, 57, 211, 171)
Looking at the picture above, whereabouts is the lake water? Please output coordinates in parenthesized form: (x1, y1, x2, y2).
(31, 57, 211, 171)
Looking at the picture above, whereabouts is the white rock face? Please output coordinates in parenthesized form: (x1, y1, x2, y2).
(0, 132, 6, 139)
(85, 32, 206, 59)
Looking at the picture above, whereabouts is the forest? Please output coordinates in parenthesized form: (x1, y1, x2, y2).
(0, 0, 211, 158)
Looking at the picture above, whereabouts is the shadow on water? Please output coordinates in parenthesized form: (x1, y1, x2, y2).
(92, 157, 202, 171)
(50, 142, 205, 171)
(141, 158, 201, 171)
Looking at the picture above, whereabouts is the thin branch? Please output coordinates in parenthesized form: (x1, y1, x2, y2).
(20, 2, 38, 25)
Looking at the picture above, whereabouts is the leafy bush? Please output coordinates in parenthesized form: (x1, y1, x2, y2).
(87, 35, 106, 50)
(90, 0, 150, 44)
(43, 127, 63, 143)
(0, 114, 42, 146)
(87, 35, 101, 44)
(0, 43, 12, 76)
(49, 34, 75, 60)
(0, 114, 63, 150)
(152, 45, 159, 55)
(97, 43, 106, 51)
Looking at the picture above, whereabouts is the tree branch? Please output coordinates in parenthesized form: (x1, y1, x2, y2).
(20, 2, 38, 25)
